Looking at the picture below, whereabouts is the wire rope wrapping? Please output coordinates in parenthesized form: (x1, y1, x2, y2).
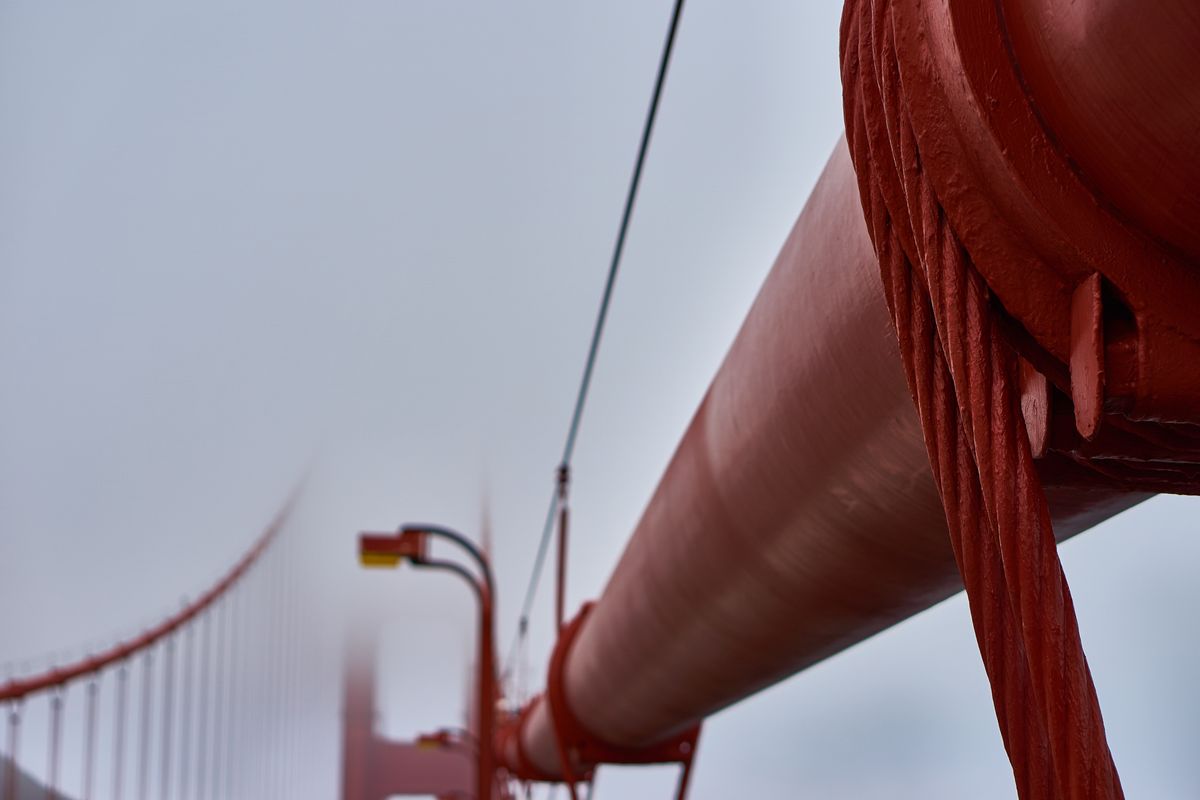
(840, 1, 1123, 796)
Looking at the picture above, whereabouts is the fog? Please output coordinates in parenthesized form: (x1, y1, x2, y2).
(2, 1, 1197, 797)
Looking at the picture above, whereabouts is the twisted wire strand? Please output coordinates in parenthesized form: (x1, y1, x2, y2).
(841, 1, 1122, 797)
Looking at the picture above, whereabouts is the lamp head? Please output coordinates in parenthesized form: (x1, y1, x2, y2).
(358, 529, 428, 569)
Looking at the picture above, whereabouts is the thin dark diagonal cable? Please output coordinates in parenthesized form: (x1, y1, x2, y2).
(560, 0, 686, 468)
(506, 0, 687, 672)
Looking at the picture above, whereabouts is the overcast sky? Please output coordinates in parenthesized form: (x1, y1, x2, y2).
(2, 2, 1197, 798)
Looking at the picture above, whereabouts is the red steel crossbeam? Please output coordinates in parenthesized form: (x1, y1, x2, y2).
(0, 493, 298, 703)
(341, 631, 473, 800)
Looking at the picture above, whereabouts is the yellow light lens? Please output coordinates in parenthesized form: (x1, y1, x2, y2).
(359, 552, 403, 569)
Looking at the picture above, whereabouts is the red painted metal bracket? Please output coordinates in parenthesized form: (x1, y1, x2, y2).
(1070, 274, 1105, 441)
(879, 0, 1200, 431)
(536, 603, 702, 799)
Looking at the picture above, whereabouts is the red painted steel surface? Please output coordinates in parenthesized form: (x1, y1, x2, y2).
(0, 497, 295, 703)
(846, 0, 1200, 502)
(1001, 0, 1200, 266)
(500, 140, 1144, 778)
(838, 0, 1200, 794)
(880, 0, 1200, 431)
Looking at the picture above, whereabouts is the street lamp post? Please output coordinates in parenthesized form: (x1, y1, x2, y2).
(358, 524, 498, 800)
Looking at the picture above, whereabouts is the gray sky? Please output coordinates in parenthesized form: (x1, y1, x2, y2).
(2, 1, 1197, 798)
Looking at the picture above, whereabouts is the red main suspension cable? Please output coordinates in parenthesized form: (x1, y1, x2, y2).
(0, 488, 299, 800)
(0, 496, 294, 705)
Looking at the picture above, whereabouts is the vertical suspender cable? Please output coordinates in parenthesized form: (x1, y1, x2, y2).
(256, 558, 269, 800)
(136, 652, 152, 800)
(195, 613, 211, 800)
(256, 562, 268, 800)
(178, 626, 193, 800)
(83, 679, 98, 800)
(46, 689, 63, 800)
(223, 585, 240, 800)
(3, 702, 20, 800)
(249, 564, 265, 800)
(210, 599, 227, 796)
(262, 555, 276, 800)
(283, 545, 296, 800)
(282, 549, 292, 800)
(160, 640, 175, 800)
(113, 664, 128, 800)
(253, 556, 269, 800)
(269, 547, 283, 800)
(285, 540, 302, 800)
(261, 550, 277, 800)
(278, 548, 292, 800)
(293, 552, 306, 796)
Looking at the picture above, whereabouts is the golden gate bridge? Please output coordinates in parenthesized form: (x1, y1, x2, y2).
(3, 0, 1200, 798)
